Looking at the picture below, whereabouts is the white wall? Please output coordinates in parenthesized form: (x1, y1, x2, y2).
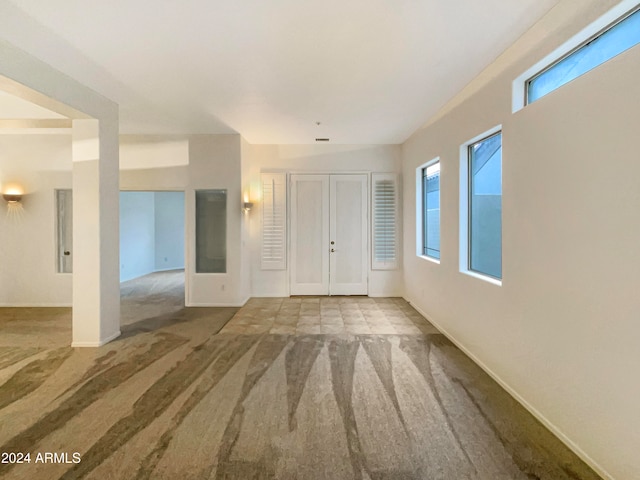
(240, 138, 252, 303)
(0, 134, 190, 304)
(119, 191, 155, 282)
(188, 134, 246, 306)
(402, 1, 639, 479)
(245, 144, 403, 297)
(120, 134, 247, 306)
(0, 37, 121, 345)
(0, 134, 72, 306)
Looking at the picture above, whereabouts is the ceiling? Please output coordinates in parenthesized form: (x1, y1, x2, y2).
(3, 0, 559, 144)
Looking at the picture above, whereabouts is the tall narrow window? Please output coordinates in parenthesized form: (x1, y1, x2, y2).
(261, 173, 287, 270)
(525, 5, 640, 104)
(372, 173, 398, 270)
(56, 189, 73, 273)
(422, 161, 440, 259)
(467, 131, 502, 280)
(195, 189, 226, 273)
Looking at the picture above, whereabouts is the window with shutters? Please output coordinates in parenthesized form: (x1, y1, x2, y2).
(261, 173, 287, 270)
(371, 173, 398, 270)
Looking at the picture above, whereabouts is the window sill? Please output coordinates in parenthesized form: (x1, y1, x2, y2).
(417, 255, 440, 265)
(460, 269, 502, 286)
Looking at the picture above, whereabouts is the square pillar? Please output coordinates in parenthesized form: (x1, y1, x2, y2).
(71, 119, 120, 346)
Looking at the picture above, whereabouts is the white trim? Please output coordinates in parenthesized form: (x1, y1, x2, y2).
(460, 269, 502, 287)
(418, 255, 440, 265)
(459, 126, 502, 284)
(71, 330, 121, 348)
(403, 296, 614, 480)
(513, 0, 640, 112)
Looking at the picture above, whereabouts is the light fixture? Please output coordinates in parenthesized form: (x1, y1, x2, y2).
(3, 193, 22, 203)
(243, 202, 254, 212)
(2, 185, 25, 222)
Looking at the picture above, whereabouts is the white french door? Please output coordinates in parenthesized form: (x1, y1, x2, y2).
(290, 174, 368, 295)
(290, 175, 330, 295)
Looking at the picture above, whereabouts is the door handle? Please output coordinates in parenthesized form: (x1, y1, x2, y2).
(64, 251, 71, 256)
(331, 249, 335, 252)
(330, 241, 335, 245)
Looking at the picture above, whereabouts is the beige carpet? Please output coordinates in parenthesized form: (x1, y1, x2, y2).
(0, 271, 602, 479)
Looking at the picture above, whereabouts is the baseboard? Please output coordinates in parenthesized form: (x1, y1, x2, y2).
(0, 303, 72, 307)
(404, 296, 614, 480)
(250, 292, 402, 298)
(250, 291, 290, 298)
(71, 330, 121, 348)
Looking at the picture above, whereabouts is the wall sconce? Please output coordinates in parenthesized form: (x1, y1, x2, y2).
(3, 193, 22, 203)
(243, 202, 254, 212)
(3, 185, 25, 222)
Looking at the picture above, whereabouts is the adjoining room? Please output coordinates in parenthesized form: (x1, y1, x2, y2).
(119, 190, 185, 327)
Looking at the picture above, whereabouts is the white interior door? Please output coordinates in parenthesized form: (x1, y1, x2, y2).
(290, 175, 330, 295)
(290, 174, 368, 296)
(329, 175, 368, 295)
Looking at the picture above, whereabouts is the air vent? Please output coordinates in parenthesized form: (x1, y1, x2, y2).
(315, 138, 330, 142)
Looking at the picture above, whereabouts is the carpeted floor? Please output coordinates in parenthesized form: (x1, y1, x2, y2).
(0, 271, 602, 479)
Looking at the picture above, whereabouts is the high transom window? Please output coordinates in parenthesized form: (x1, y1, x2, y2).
(526, 5, 640, 104)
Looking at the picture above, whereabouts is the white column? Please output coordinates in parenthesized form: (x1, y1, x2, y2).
(71, 119, 120, 346)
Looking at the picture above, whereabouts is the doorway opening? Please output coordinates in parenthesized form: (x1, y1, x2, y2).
(119, 190, 186, 325)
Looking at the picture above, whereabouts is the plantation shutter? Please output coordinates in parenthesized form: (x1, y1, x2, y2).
(261, 173, 287, 270)
(372, 173, 398, 270)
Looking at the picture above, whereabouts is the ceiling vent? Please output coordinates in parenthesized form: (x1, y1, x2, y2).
(315, 138, 330, 142)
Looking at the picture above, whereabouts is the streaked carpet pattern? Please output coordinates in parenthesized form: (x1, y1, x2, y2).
(0, 271, 602, 479)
